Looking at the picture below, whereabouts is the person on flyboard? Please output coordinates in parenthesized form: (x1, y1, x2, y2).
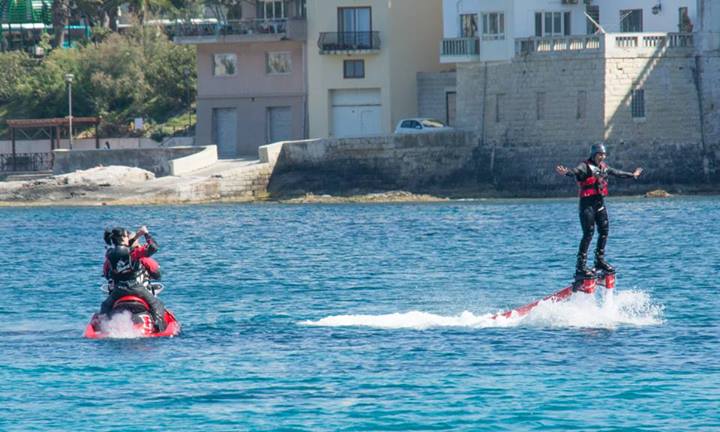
(556, 143, 643, 281)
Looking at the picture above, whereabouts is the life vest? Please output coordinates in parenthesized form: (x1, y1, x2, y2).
(577, 160, 609, 198)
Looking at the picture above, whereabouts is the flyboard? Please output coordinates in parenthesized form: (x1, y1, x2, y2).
(491, 271, 616, 320)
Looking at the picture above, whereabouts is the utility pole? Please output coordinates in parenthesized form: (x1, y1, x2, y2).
(65, 73, 74, 150)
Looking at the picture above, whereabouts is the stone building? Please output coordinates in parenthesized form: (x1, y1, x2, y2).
(417, 0, 719, 193)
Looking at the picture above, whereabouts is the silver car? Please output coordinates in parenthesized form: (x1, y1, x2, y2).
(394, 118, 451, 134)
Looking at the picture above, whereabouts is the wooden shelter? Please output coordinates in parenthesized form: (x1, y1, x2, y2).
(5, 117, 101, 171)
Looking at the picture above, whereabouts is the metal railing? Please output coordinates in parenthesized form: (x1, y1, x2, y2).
(441, 37, 480, 57)
(171, 18, 290, 38)
(318, 31, 381, 53)
(0, 152, 52, 172)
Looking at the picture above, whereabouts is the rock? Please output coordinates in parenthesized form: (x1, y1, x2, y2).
(645, 189, 672, 198)
(55, 166, 155, 187)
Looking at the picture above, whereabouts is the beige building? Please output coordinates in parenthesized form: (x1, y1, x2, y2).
(174, 1, 308, 157)
(306, 0, 444, 138)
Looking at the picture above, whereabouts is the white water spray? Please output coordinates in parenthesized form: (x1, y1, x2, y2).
(97, 311, 145, 339)
(301, 289, 663, 330)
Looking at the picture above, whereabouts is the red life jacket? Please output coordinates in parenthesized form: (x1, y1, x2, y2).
(577, 160, 609, 198)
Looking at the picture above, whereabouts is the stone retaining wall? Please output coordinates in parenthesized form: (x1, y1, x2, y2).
(52, 146, 208, 177)
(266, 131, 477, 195)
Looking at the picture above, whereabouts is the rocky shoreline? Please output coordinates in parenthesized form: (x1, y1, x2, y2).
(0, 166, 701, 207)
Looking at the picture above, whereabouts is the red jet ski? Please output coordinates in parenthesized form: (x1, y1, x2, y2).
(84, 282, 181, 339)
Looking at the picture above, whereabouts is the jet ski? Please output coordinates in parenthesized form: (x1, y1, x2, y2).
(84, 282, 181, 339)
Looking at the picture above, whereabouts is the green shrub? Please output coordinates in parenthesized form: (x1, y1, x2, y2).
(0, 29, 196, 137)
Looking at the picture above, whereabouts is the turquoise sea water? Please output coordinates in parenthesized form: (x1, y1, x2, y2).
(0, 197, 718, 431)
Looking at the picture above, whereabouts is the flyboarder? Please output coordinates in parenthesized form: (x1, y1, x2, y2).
(556, 143, 643, 279)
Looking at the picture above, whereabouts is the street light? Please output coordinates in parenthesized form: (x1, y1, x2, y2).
(65, 73, 74, 150)
(183, 67, 191, 130)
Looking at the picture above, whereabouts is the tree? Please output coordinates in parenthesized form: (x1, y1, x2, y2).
(51, 0, 70, 48)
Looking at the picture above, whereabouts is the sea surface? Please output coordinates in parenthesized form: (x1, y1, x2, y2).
(0, 197, 718, 431)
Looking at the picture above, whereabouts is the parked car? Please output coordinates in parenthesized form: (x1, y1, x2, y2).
(394, 118, 451, 134)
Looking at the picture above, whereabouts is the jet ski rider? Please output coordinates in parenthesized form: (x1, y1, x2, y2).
(555, 143, 643, 278)
(101, 226, 166, 331)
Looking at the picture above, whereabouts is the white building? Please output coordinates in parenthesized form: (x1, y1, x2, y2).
(441, 0, 698, 63)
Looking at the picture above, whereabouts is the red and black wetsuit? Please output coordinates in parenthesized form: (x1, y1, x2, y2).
(101, 234, 166, 330)
(565, 159, 635, 258)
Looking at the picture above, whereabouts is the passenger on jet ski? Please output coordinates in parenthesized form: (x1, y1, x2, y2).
(103, 226, 161, 281)
(101, 226, 166, 331)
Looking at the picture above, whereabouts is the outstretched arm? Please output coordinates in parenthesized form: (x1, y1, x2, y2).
(556, 163, 589, 179)
(608, 166, 643, 179)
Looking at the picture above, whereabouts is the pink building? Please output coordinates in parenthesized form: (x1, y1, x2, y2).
(174, 1, 307, 157)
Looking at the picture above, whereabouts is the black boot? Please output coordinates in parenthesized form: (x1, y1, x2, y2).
(594, 251, 615, 274)
(575, 253, 594, 278)
(153, 312, 167, 332)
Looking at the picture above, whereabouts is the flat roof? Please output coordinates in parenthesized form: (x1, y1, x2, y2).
(6, 117, 101, 128)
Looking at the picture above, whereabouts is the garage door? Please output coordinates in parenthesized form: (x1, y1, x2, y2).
(331, 89, 382, 138)
(268, 106, 292, 143)
(212, 108, 237, 158)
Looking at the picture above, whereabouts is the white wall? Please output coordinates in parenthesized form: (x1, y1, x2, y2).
(597, 1, 697, 33)
(0, 138, 162, 155)
(443, 0, 699, 61)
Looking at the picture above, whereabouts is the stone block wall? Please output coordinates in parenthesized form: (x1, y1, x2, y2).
(451, 47, 713, 194)
(269, 131, 477, 193)
(417, 71, 456, 124)
(700, 53, 720, 182)
(603, 54, 704, 185)
(52, 146, 205, 177)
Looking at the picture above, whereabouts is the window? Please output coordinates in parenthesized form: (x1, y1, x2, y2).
(257, 0, 287, 19)
(338, 7, 372, 48)
(631, 89, 645, 118)
(620, 9, 643, 32)
(343, 60, 364, 78)
(213, 53, 237, 76)
(536, 92, 545, 120)
(295, 0, 306, 18)
(401, 120, 422, 129)
(577, 90, 587, 119)
(267, 52, 291, 74)
(534, 12, 571, 36)
(338, 7, 371, 32)
(495, 94, 504, 123)
(586, 5, 600, 34)
(446, 91, 456, 126)
(460, 14, 477, 37)
(482, 12, 504, 40)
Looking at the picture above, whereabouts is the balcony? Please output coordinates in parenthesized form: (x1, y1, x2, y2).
(515, 33, 694, 58)
(515, 35, 602, 56)
(318, 31, 381, 55)
(172, 18, 307, 44)
(440, 37, 480, 63)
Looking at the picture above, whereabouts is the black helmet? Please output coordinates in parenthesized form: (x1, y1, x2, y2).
(105, 226, 129, 246)
(590, 143, 607, 158)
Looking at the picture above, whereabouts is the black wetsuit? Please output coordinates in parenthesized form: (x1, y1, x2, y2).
(566, 160, 635, 259)
(101, 236, 166, 331)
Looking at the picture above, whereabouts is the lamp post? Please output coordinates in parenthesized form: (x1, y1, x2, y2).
(65, 73, 74, 150)
(183, 67, 191, 130)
